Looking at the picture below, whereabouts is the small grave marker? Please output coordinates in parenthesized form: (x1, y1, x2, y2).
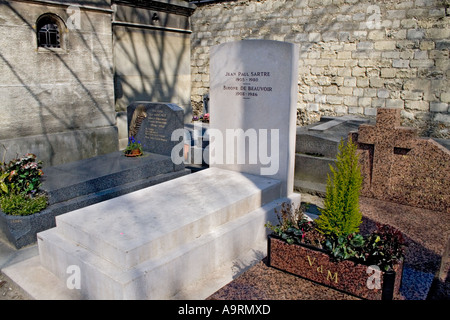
(127, 102, 184, 157)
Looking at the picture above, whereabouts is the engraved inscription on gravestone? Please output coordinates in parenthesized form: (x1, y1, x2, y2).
(145, 109, 169, 143)
(127, 102, 184, 157)
(223, 71, 273, 100)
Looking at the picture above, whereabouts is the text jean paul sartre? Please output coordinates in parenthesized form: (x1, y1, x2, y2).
(223, 71, 273, 98)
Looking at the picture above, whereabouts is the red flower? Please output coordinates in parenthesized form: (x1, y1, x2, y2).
(8, 170, 17, 181)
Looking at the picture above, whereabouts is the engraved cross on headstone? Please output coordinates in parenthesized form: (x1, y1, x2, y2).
(356, 108, 417, 197)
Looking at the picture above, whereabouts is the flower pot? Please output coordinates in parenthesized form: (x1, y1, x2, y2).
(125, 149, 143, 157)
(267, 235, 403, 300)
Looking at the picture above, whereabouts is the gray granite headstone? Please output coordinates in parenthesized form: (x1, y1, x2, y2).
(127, 102, 184, 157)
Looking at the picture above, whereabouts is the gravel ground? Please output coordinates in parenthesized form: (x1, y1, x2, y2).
(0, 272, 28, 300)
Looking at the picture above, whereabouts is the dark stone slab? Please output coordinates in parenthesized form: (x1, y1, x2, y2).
(41, 151, 184, 205)
(294, 115, 369, 194)
(0, 151, 190, 248)
(127, 102, 184, 157)
(400, 267, 435, 300)
(296, 116, 370, 158)
(294, 153, 335, 186)
(184, 123, 210, 168)
(185, 122, 210, 149)
(296, 133, 340, 158)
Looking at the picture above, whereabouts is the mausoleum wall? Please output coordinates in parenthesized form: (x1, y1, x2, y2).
(0, 0, 117, 165)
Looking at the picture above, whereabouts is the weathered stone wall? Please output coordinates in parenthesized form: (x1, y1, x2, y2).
(0, 0, 117, 166)
(190, 0, 450, 138)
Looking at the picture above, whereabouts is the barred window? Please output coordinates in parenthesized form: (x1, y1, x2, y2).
(37, 16, 60, 48)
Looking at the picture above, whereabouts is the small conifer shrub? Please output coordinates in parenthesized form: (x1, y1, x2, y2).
(316, 138, 363, 238)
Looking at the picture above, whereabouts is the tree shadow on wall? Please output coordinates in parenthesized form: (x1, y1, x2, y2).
(113, 4, 192, 117)
(0, 1, 193, 165)
(0, 2, 115, 165)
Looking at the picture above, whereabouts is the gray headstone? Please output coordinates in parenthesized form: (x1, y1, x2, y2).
(209, 40, 299, 197)
(296, 116, 370, 158)
(127, 102, 184, 157)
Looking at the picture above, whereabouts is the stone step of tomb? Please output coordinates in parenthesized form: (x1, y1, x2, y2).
(37, 195, 297, 299)
(37, 168, 295, 299)
(41, 151, 186, 205)
(38, 167, 281, 267)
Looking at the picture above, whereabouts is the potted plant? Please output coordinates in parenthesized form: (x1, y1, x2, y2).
(0, 152, 48, 215)
(0, 152, 51, 248)
(266, 139, 405, 300)
(124, 136, 143, 157)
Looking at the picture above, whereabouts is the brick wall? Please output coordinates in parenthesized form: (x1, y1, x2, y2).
(190, 0, 450, 138)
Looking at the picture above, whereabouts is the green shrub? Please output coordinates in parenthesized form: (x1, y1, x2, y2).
(316, 138, 363, 238)
(0, 193, 48, 216)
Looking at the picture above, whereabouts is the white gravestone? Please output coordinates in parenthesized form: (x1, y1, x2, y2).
(209, 40, 299, 197)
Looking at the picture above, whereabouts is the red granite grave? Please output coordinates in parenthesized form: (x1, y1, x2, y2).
(350, 108, 450, 213)
(267, 236, 403, 300)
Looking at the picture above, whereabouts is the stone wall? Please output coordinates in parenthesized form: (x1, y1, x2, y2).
(0, 0, 117, 166)
(112, 0, 195, 148)
(113, 1, 194, 115)
(190, 0, 450, 138)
